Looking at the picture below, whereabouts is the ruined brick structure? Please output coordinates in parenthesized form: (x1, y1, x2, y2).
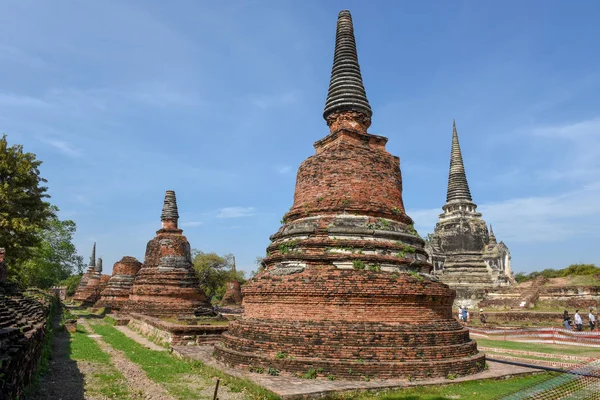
(425, 122, 514, 308)
(95, 256, 142, 310)
(72, 244, 105, 305)
(126, 190, 215, 317)
(214, 10, 485, 380)
(221, 256, 243, 306)
(0, 249, 55, 398)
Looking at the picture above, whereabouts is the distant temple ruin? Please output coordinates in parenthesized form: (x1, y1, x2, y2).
(126, 190, 216, 317)
(425, 122, 515, 308)
(215, 10, 485, 380)
(220, 256, 242, 306)
(72, 244, 110, 305)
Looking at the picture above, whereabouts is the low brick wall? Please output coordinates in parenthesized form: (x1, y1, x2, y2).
(481, 311, 563, 324)
(0, 285, 56, 399)
(126, 312, 228, 346)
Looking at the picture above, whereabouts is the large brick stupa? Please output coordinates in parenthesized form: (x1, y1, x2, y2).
(95, 256, 142, 310)
(214, 10, 485, 380)
(126, 190, 215, 317)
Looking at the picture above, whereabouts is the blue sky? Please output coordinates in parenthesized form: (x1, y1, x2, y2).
(1, 0, 599, 275)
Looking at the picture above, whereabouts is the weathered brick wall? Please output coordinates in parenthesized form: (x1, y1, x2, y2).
(126, 231, 213, 317)
(0, 285, 55, 399)
(216, 125, 485, 380)
(286, 130, 411, 224)
(127, 313, 227, 346)
(95, 257, 142, 310)
(221, 281, 242, 306)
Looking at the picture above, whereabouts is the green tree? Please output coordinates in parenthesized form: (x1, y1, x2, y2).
(15, 209, 85, 288)
(191, 250, 245, 301)
(60, 274, 83, 296)
(0, 134, 54, 270)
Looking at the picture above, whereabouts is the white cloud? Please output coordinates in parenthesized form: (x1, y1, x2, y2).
(0, 93, 50, 107)
(409, 181, 600, 244)
(275, 165, 292, 174)
(39, 137, 82, 158)
(216, 206, 256, 218)
(181, 221, 203, 227)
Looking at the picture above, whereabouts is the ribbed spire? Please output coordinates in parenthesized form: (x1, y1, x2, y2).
(446, 120, 473, 203)
(89, 242, 96, 267)
(161, 190, 179, 221)
(232, 256, 237, 275)
(323, 10, 372, 122)
(95, 257, 103, 273)
(489, 224, 497, 244)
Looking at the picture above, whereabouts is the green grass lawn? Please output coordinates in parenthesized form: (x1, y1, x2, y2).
(70, 325, 131, 399)
(329, 373, 555, 399)
(90, 320, 278, 400)
(474, 338, 600, 357)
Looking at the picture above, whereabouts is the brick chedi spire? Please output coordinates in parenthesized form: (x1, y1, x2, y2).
(89, 242, 96, 268)
(427, 122, 512, 309)
(126, 190, 215, 317)
(446, 120, 473, 204)
(323, 10, 372, 126)
(95, 257, 103, 273)
(73, 242, 100, 304)
(215, 11, 485, 380)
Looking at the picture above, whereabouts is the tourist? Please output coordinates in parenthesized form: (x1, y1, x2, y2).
(563, 310, 572, 330)
(462, 307, 468, 325)
(480, 308, 487, 325)
(458, 306, 463, 322)
(589, 309, 596, 331)
(574, 310, 583, 331)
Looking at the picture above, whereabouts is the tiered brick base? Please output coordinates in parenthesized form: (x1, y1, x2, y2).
(126, 228, 214, 317)
(215, 267, 485, 379)
(95, 257, 142, 310)
(72, 270, 104, 306)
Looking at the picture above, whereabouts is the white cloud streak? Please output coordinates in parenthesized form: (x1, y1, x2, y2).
(216, 206, 256, 218)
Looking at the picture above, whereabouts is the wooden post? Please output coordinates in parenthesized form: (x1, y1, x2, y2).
(212, 378, 220, 400)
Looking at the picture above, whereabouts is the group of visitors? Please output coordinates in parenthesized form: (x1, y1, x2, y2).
(563, 309, 596, 331)
(457, 306, 487, 325)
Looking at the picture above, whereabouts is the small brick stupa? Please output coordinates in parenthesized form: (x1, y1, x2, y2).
(221, 256, 242, 306)
(126, 190, 215, 317)
(214, 10, 484, 380)
(72, 244, 103, 304)
(95, 256, 142, 310)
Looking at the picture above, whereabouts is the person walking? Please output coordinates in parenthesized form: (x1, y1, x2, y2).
(563, 310, 572, 330)
(458, 306, 463, 322)
(574, 310, 583, 331)
(589, 309, 596, 331)
(462, 307, 468, 325)
(479, 308, 487, 325)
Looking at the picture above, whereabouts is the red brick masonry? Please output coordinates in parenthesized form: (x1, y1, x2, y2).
(214, 114, 485, 380)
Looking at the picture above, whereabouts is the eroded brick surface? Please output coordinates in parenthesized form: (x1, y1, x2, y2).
(214, 10, 484, 381)
(95, 256, 142, 310)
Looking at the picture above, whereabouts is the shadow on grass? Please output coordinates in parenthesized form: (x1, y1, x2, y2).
(25, 305, 86, 400)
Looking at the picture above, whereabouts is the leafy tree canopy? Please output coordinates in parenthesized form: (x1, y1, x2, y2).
(60, 274, 83, 297)
(13, 207, 85, 289)
(516, 264, 600, 283)
(0, 134, 54, 267)
(191, 250, 245, 301)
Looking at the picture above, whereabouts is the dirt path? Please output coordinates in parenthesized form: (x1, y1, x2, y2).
(79, 319, 175, 400)
(26, 307, 87, 400)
